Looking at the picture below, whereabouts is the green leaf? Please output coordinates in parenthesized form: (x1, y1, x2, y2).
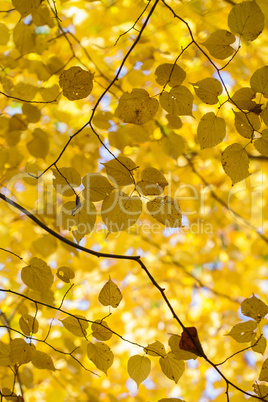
(159, 352, 185, 383)
(160, 86, 193, 116)
(128, 355, 151, 387)
(221, 143, 250, 184)
(228, 1, 264, 41)
(191, 78, 222, 105)
(201, 29, 235, 59)
(241, 295, 268, 322)
(226, 320, 257, 343)
(87, 342, 114, 374)
(250, 66, 268, 98)
(116, 88, 159, 125)
(197, 112, 226, 149)
(155, 63, 186, 87)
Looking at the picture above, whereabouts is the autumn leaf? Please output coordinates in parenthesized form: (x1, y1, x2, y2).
(221, 143, 250, 184)
(59, 66, 94, 100)
(98, 277, 122, 308)
(21, 257, 54, 292)
(128, 355, 151, 387)
(87, 342, 114, 374)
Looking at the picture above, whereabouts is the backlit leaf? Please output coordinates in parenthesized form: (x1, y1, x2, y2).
(168, 334, 197, 360)
(0, 23, 10, 46)
(228, 1, 264, 41)
(191, 78, 222, 105)
(0, 342, 11, 366)
(19, 314, 39, 336)
(21, 257, 54, 292)
(61, 315, 88, 337)
(155, 63, 186, 87)
(144, 341, 166, 357)
(102, 156, 136, 186)
(10, 339, 36, 365)
(250, 66, 268, 98)
(116, 88, 159, 125)
(59, 66, 94, 101)
(158, 399, 184, 402)
(241, 295, 268, 322)
(254, 129, 268, 156)
(251, 336, 266, 354)
(221, 143, 250, 184)
(101, 190, 142, 232)
(83, 173, 114, 202)
(259, 358, 268, 382)
(162, 132, 186, 159)
(87, 342, 114, 374)
(202, 29, 235, 59)
(56, 266, 75, 283)
(166, 114, 182, 129)
(147, 196, 182, 227)
(262, 103, 268, 126)
(159, 352, 185, 383)
(27, 128, 49, 159)
(137, 167, 168, 196)
(231, 87, 256, 110)
(98, 277, 123, 308)
(12, 0, 41, 17)
(52, 167, 81, 196)
(226, 320, 257, 343)
(13, 21, 35, 54)
(160, 86, 193, 116)
(128, 355, 151, 387)
(197, 112, 226, 149)
(32, 350, 56, 371)
(179, 327, 205, 357)
(234, 111, 261, 139)
(91, 320, 113, 341)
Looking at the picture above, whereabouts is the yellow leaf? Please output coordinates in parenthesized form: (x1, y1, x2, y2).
(1, 388, 17, 401)
(254, 129, 268, 156)
(102, 156, 136, 186)
(82, 173, 114, 202)
(144, 341, 166, 357)
(202, 29, 235, 59)
(98, 277, 123, 308)
(253, 383, 268, 399)
(155, 63, 186, 87)
(0, 23, 10, 46)
(158, 399, 185, 402)
(32, 234, 57, 258)
(159, 352, 185, 383)
(166, 114, 182, 129)
(231, 87, 256, 110)
(59, 66, 94, 101)
(234, 111, 261, 139)
(91, 320, 113, 341)
(261, 103, 268, 126)
(60, 200, 96, 243)
(0, 341, 11, 366)
(32, 350, 56, 371)
(259, 358, 268, 381)
(221, 143, 250, 184)
(147, 196, 182, 228)
(32, 4, 54, 28)
(10, 339, 36, 365)
(228, 1, 264, 41)
(92, 111, 113, 130)
(197, 112, 226, 149)
(61, 315, 88, 337)
(116, 88, 159, 125)
(22, 103, 41, 123)
(137, 167, 168, 196)
(127, 355, 151, 387)
(27, 128, 49, 159)
(226, 320, 257, 343)
(21, 257, 54, 292)
(168, 334, 197, 360)
(19, 314, 39, 336)
(160, 86, 193, 116)
(12, 0, 41, 17)
(241, 294, 268, 322)
(87, 342, 114, 374)
(191, 78, 222, 105)
(162, 132, 186, 159)
(251, 336, 266, 354)
(56, 266, 75, 283)
(250, 66, 268, 98)
(40, 84, 60, 101)
(13, 21, 35, 55)
(52, 167, 81, 196)
(101, 190, 142, 232)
